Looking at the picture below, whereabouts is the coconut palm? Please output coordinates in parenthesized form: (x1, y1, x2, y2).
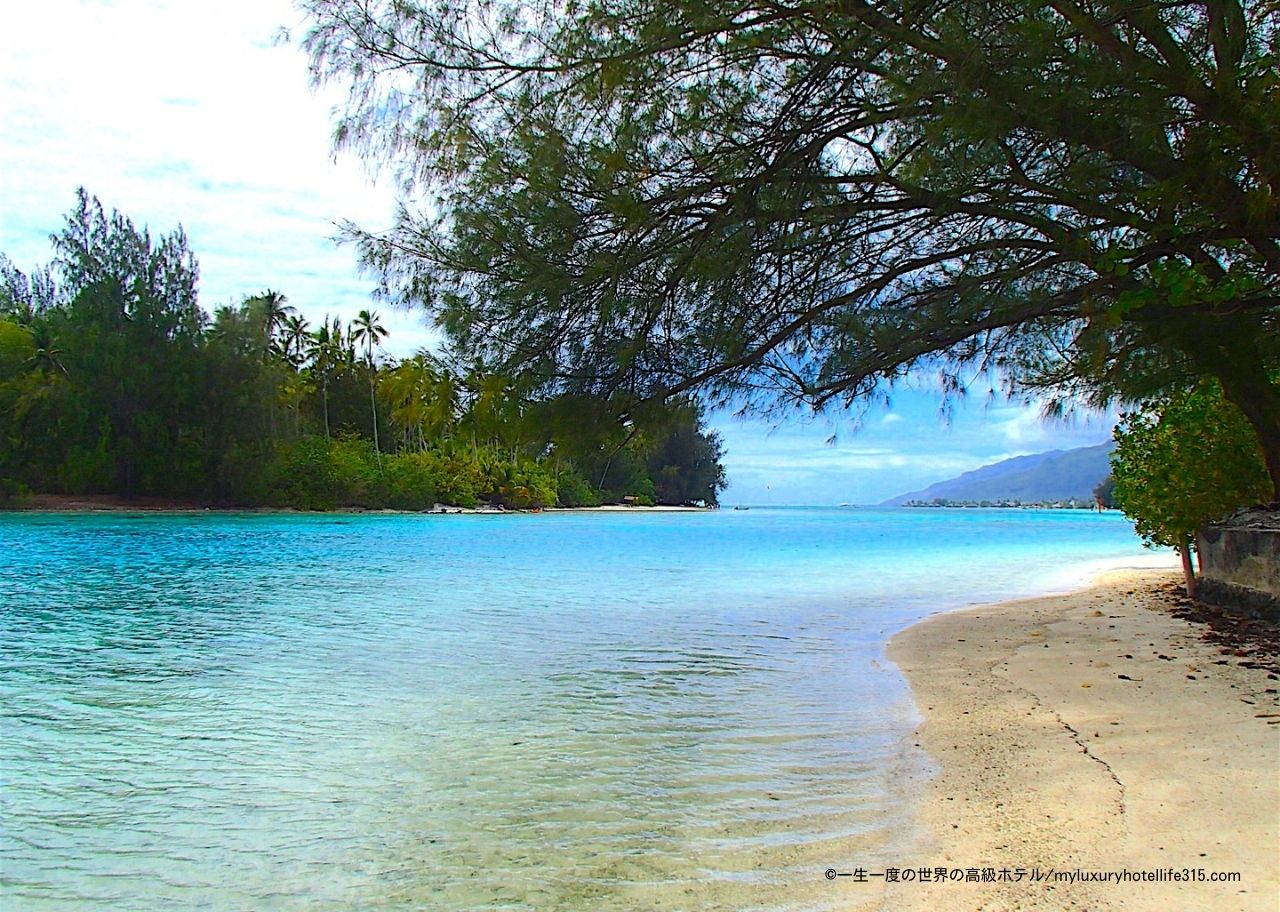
(25, 323, 67, 376)
(380, 354, 431, 451)
(329, 316, 353, 369)
(307, 318, 338, 439)
(281, 314, 311, 368)
(350, 308, 388, 470)
(462, 369, 520, 460)
(380, 352, 459, 450)
(427, 367, 460, 444)
(246, 289, 294, 351)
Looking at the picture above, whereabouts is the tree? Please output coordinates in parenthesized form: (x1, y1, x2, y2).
(281, 313, 312, 367)
(1111, 383, 1270, 595)
(244, 289, 294, 360)
(0, 257, 58, 327)
(1092, 475, 1116, 510)
(380, 352, 458, 450)
(50, 189, 205, 494)
(308, 318, 339, 439)
(301, 0, 1280, 496)
(5, 190, 721, 509)
(642, 399, 727, 505)
(461, 369, 521, 459)
(350, 308, 388, 470)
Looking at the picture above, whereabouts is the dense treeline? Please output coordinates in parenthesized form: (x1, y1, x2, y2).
(0, 190, 726, 510)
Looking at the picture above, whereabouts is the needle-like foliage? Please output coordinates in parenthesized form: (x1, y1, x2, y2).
(301, 0, 1280, 494)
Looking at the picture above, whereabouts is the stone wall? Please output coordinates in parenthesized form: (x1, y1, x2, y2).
(1197, 509, 1280, 622)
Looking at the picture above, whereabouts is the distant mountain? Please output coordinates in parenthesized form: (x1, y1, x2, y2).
(881, 442, 1114, 506)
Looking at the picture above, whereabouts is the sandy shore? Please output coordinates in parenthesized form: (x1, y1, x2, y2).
(876, 570, 1279, 911)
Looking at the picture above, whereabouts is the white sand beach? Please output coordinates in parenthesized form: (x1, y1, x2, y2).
(879, 570, 1280, 911)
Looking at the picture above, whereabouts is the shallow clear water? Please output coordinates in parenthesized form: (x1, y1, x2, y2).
(1, 508, 1158, 910)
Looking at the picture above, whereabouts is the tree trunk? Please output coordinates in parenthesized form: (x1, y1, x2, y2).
(1212, 358, 1280, 504)
(369, 373, 383, 473)
(1179, 321, 1280, 503)
(1178, 542, 1198, 598)
(322, 376, 330, 440)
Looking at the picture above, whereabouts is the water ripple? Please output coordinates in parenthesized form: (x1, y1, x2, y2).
(1, 508, 1152, 910)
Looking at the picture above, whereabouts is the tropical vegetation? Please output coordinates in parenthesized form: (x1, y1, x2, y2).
(1111, 383, 1270, 594)
(0, 190, 726, 510)
(299, 0, 1280, 503)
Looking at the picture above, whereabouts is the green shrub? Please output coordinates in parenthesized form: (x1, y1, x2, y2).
(147, 437, 212, 500)
(1112, 383, 1270, 551)
(269, 437, 334, 509)
(431, 455, 483, 507)
(268, 436, 381, 510)
(0, 475, 30, 506)
(382, 451, 442, 509)
(489, 461, 558, 508)
(328, 436, 381, 506)
(556, 470, 601, 507)
(255, 438, 628, 511)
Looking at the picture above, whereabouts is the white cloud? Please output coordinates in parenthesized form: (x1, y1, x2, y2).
(712, 393, 1115, 504)
(990, 407, 1055, 448)
(0, 0, 436, 356)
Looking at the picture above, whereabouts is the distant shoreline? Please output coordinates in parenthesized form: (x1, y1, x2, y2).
(895, 500, 1109, 510)
(2, 494, 713, 515)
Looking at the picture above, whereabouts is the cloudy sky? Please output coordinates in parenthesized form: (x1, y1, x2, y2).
(0, 1, 1116, 504)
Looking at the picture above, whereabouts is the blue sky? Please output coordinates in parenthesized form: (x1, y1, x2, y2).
(712, 389, 1113, 505)
(0, 1, 1116, 505)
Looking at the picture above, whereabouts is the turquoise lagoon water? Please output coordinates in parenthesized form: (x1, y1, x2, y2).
(0, 508, 1163, 910)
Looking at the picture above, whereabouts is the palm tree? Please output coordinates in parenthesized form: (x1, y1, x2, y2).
(463, 369, 519, 460)
(25, 323, 67, 376)
(281, 314, 311, 368)
(427, 365, 460, 445)
(380, 352, 459, 451)
(380, 355, 431, 451)
(245, 289, 295, 358)
(308, 319, 336, 440)
(211, 304, 244, 343)
(350, 308, 388, 470)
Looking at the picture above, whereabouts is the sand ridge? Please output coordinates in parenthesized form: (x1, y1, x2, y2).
(877, 570, 1279, 912)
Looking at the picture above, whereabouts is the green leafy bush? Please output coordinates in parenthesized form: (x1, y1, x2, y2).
(268, 436, 382, 510)
(555, 470, 601, 507)
(0, 476, 29, 505)
(1112, 383, 1270, 551)
(487, 461, 558, 508)
(328, 436, 381, 506)
(434, 455, 485, 507)
(212, 441, 274, 505)
(381, 451, 442, 509)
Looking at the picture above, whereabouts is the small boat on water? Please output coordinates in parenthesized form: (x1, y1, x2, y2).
(733, 505, 750, 511)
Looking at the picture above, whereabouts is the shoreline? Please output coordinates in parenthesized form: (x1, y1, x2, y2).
(881, 569, 1279, 911)
(1, 494, 712, 515)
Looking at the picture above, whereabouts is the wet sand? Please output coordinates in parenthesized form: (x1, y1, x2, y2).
(879, 570, 1279, 911)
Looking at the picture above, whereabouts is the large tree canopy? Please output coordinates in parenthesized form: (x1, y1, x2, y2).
(301, 0, 1280, 494)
